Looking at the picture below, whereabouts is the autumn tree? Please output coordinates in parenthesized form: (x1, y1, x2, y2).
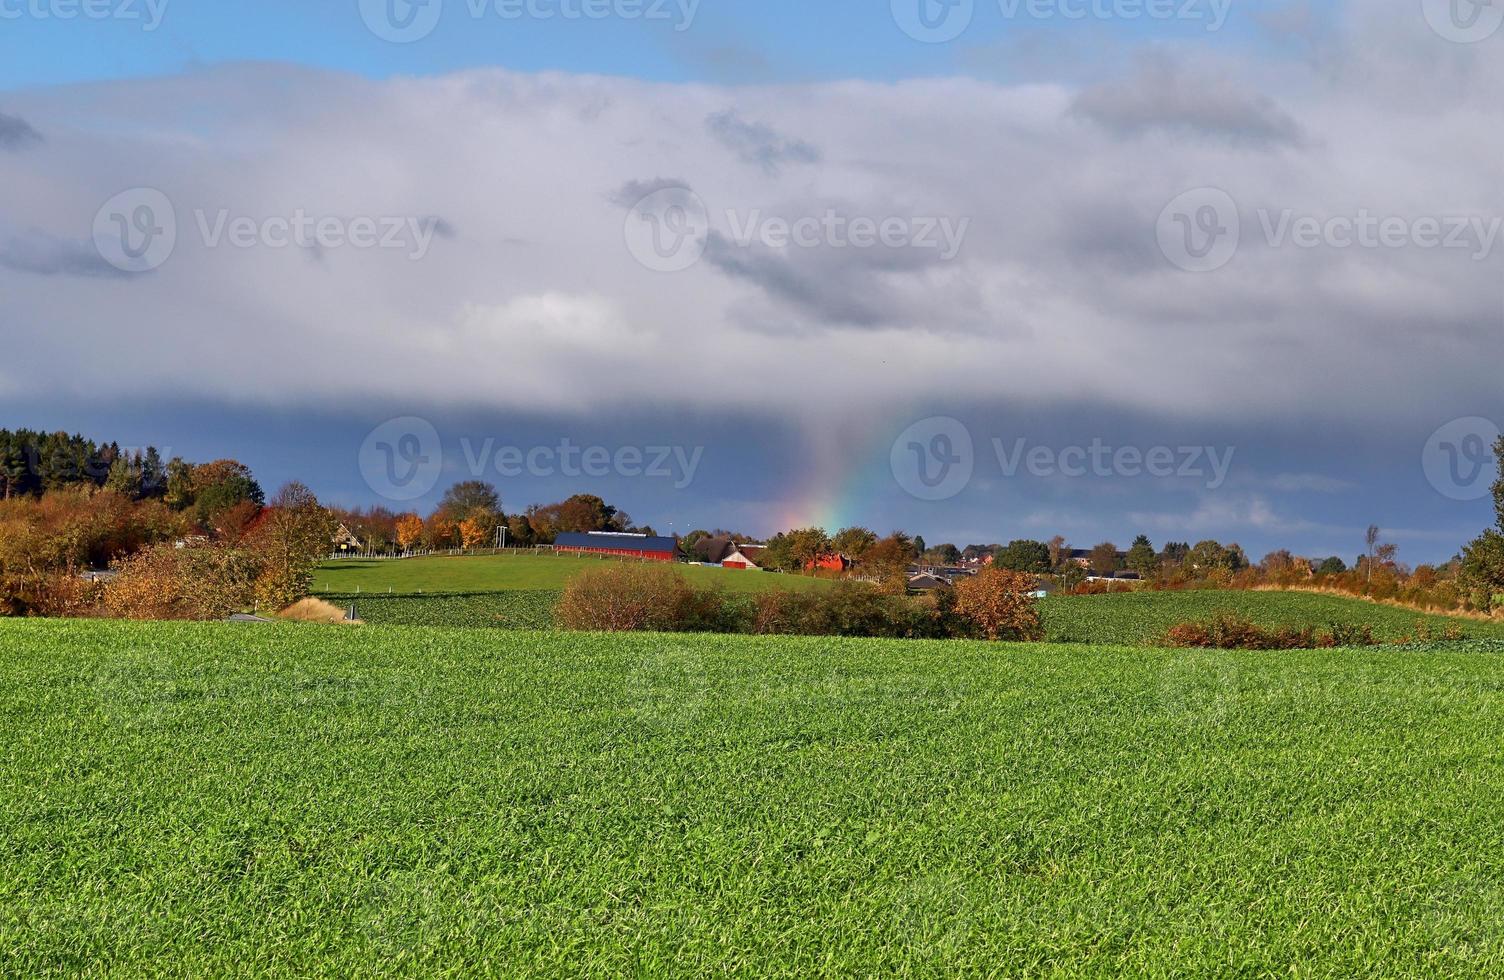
(248, 482, 335, 610)
(459, 515, 492, 550)
(953, 567, 1044, 642)
(1089, 542, 1123, 576)
(395, 513, 425, 550)
(437, 481, 503, 527)
(1461, 443, 1504, 608)
(1047, 536, 1070, 572)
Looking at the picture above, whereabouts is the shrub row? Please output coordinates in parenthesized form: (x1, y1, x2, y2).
(1162, 612, 1425, 650)
(555, 565, 1044, 641)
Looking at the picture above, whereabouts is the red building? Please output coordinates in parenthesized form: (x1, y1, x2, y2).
(805, 553, 852, 573)
(553, 532, 681, 562)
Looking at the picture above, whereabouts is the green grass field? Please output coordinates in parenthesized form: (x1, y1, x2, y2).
(1041, 590, 1504, 645)
(317, 553, 829, 596)
(5, 619, 1504, 975)
(320, 558, 1504, 646)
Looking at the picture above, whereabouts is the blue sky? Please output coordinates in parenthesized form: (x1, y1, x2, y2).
(3, 0, 1502, 564)
(0, 0, 1314, 90)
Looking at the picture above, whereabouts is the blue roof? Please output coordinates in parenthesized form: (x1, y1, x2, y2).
(554, 532, 679, 554)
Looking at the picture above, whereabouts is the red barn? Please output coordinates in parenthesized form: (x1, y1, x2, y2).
(805, 553, 852, 573)
(553, 532, 681, 563)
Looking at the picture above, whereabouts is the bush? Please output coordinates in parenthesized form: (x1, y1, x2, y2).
(105, 542, 259, 621)
(1164, 612, 1383, 650)
(953, 568, 1044, 641)
(555, 564, 701, 633)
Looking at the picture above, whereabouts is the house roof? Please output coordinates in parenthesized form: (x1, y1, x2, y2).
(693, 536, 736, 563)
(555, 532, 680, 554)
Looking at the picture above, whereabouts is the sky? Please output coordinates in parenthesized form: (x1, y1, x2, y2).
(2, 0, 1503, 563)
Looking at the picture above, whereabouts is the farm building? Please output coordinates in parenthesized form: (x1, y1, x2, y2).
(806, 553, 853, 573)
(691, 536, 768, 570)
(722, 544, 766, 570)
(553, 532, 682, 563)
(907, 573, 952, 592)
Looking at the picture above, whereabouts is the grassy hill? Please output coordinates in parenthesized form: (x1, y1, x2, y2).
(318, 560, 1504, 644)
(7, 618, 1504, 975)
(316, 553, 829, 596)
(1041, 590, 1504, 646)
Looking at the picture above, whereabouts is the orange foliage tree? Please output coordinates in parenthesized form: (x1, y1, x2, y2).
(395, 513, 424, 550)
(953, 567, 1044, 642)
(459, 515, 492, 550)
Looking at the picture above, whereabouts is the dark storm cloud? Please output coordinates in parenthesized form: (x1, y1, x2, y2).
(609, 177, 696, 209)
(0, 112, 41, 150)
(0, 231, 127, 278)
(705, 110, 820, 175)
(703, 227, 965, 331)
(1071, 58, 1304, 148)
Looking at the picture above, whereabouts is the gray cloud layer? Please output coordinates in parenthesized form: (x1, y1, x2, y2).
(0, 1, 1499, 446)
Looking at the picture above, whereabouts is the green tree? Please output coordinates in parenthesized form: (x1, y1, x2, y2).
(995, 540, 1051, 574)
(1125, 535, 1158, 577)
(831, 527, 879, 560)
(1316, 556, 1348, 576)
(105, 454, 143, 498)
(1459, 437, 1504, 608)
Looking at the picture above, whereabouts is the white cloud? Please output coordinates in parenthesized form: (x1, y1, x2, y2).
(1, 2, 1500, 441)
